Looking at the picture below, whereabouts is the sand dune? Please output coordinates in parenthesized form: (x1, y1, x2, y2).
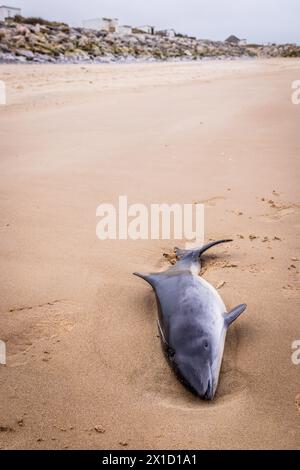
(0, 59, 299, 449)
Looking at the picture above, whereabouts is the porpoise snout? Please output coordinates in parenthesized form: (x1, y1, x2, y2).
(176, 360, 215, 400)
(203, 378, 215, 400)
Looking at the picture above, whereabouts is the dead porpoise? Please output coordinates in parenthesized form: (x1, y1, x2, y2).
(134, 240, 247, 400)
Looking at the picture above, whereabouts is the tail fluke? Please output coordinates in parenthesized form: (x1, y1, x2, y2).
(175, 239, 233, 260)
(198, 239, 233, 257)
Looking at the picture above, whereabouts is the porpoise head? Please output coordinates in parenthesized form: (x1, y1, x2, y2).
(168, 329, 225, 400)
(166, 304, 247, 400)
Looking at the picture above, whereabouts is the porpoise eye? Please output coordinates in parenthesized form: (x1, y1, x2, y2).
(169, 348, 176, 359)
(204, 341, 209, 350)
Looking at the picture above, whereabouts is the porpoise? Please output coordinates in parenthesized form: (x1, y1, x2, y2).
(134, 240, 247, 400)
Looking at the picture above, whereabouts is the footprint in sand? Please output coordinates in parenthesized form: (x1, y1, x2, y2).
(194, 196, 226, 207)
(260, 197, 300, 222)
(0, 301, 77, 366)
(282, 284, 299, 298)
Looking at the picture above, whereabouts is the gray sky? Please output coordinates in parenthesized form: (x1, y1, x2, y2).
(5, 0, 300, 44)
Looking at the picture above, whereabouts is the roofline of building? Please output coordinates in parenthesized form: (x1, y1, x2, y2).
(0, 5, 21, 9)
(83, 17, 118, 22)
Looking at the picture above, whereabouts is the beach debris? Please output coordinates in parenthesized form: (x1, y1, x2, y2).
(273, 236, 281, 241)
(217, 281, 226, 290)
(261, 236, 269, 243)
(288, 265, 296, 270)
(17, 418, 24, 427)
(291, 258, 299, 262)
(223, 262, 238, 268)
(237, 234, 244, 239)
(163, 252, 177, 265)
(119, 441, 128, 447)
(249, 234, 257, 241)
(94, 425, 106, 434)
(0, 426, 14, 433)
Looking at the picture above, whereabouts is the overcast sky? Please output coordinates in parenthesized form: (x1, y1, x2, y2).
(6, 0, 300, 44)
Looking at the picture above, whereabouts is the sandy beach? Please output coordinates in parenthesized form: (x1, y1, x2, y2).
(0, 59, 299, 449)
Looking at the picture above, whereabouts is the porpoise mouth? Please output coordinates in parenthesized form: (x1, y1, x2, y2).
(175, 363, 215, 400)
(203, 378, 214, 401)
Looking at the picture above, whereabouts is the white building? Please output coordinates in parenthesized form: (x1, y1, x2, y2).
(157, 29, 176, 39)
(118, 25, 132, 35)
(0, 5, 21, 21)
(138, 25, 155, 35)
(83, 17, 119, 33)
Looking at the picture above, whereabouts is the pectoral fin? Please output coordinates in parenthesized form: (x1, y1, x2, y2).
(224, 304, 247, 327)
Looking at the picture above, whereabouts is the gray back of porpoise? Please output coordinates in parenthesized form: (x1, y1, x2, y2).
(134, 240, 247, 400)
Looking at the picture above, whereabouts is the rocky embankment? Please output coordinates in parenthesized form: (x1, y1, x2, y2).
(0, 18, 299, 64)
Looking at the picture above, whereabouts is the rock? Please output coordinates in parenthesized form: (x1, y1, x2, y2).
(0, 18, 299, 64)
(17, 49, 35, 60)
(16, 24, 30, 36)
(34, 24, 41, 34)
(94, 425, 106, 434)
